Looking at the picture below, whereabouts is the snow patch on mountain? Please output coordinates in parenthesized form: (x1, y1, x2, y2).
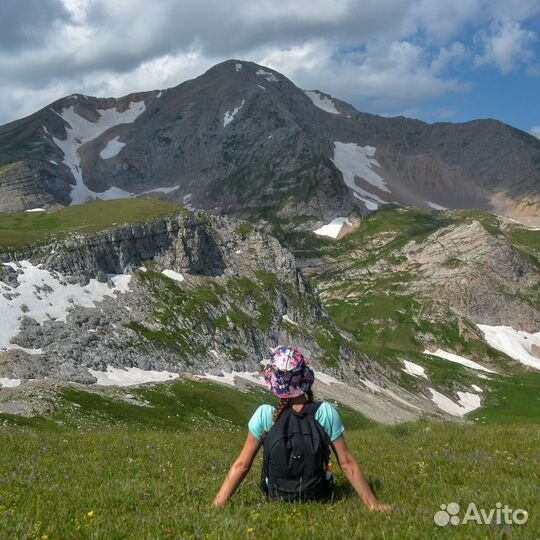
(255, 69, 278, 82)
(182, 193, 195, 211)
(8, 344, 43, 355)
(223, 100, 245, 127)
(352, 192, 379, 210)
(161, 270, 184, 283)
(0, 261, 131, 351)
(143, 185, 180, 195)
(0, 377, 21, 388)
(235, 63, 242, 71)
(427, 201, 447, 210)
(314, 372, 344, 385)
(100, 136, 125, 159)
(313, 217, 351, 238)
(50, 102, 146, 204)
(282, 313, 297, 326)
(477, 325, 540, 370)
(402, 360, 428, 379)
(25, 208, 46, 213)
(88, 366, 179, 386)
(304, 90, 340, 115)
(201, 371, 267, 388)
(428, 388, 481, 416)
(424, 349, 497, 373)
(332, 142, 391, 210)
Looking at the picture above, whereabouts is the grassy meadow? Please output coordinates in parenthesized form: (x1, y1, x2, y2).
(0, 199, 185, 250)
(1, 202, 539, 538)
(1, 380, 539, 540)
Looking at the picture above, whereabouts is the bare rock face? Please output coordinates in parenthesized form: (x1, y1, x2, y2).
(395, 220, 540, 331)
(532, 344, 540, 359)
(0, 162, 57, 213)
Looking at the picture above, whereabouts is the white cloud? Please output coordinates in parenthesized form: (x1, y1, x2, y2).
(431, 42, 469, 74)
(529, 126, 540, 139)
(474, 20, 537, 73)
(261, 40, 470, 114)
(0, 0, 538, 125)
(526, 63, 540, 77)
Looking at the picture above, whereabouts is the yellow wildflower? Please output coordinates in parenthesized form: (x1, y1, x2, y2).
(87, 510, 94, 518)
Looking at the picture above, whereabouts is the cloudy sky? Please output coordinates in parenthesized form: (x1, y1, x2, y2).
(1, 0, 539, 136)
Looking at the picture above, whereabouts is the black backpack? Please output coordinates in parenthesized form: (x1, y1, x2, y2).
(261, 402, 334, 502)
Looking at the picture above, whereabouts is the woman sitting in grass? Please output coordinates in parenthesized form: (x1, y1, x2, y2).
(213, 346, 390, 511)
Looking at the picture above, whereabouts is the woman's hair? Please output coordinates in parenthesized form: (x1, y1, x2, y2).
(272, 398, 290, 423)
(272, 389, 314, 423)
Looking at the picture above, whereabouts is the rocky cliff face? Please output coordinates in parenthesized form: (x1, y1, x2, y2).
(0, 162, 58, 213)
(394, 220, 540, 331)
(0, 60, 538, 227)
(0, 211, 378, 386)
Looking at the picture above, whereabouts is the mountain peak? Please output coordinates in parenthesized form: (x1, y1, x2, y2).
(194, 59, 288, 89)
(0, 59, 538, 227)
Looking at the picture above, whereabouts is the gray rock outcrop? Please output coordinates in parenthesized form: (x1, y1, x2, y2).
(0, 211, 376, 385)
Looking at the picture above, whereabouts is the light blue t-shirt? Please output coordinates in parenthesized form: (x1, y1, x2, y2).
(248, 402, 345, 443)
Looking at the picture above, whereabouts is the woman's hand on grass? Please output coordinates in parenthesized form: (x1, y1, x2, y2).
(368, 502, 392, 512)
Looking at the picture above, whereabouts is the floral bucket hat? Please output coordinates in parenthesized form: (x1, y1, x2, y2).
(263, 346, 315, 398)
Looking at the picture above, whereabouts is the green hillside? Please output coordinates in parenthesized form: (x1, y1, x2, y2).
(0, 198, 186, 250)
(0, 379, 538, 539)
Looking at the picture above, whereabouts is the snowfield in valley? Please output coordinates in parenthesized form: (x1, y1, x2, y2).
(88, 366, 179, 386)
(428, 388, 481, 416)
(477, 324, 540, 370)
(423, 349, 497, 373)
(313, 217, 351, 238)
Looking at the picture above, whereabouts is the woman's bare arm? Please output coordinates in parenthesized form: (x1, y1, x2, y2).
(332, 435, 390, 512)
(212, 431, 262, 508)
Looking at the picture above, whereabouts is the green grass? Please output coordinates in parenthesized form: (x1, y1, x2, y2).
(0, 395, 538, 539)
(505, 225, 540, 270)
(235, 222, 253, 237)
(0, 198, 186, 250)
(0, 161, 23, 177)
(468, 372, 540, 424)
(0, 379, 372, 434)
(281, 207, 454, 261)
